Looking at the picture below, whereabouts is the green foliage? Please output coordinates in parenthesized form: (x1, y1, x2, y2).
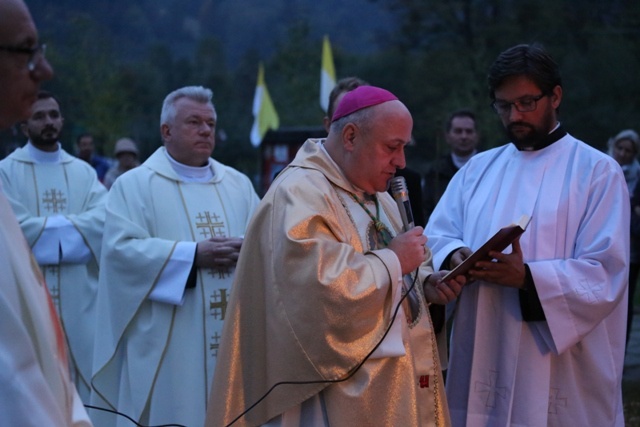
(367, 0, 640, 166)
(4, 0, 637, 182)
(42, 13, 133, 153)
(268, 22, 325, 127)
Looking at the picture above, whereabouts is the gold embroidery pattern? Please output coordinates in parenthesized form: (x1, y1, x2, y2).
(195, 210, 231, 278)
(195, 211, 226, 239)
(402, 274, 423, 329)
(419, 290, 444, 426)
(207, 267, 231, 280)
(209, 331, 222, 358)
(431, 314, 443, 425)
(335, 190, 357, 234)
(44, 265, 61, 312)
(42, 189, 66, 213)
(209, 289, 228, 321)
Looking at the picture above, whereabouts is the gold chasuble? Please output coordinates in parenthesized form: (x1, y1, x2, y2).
(92, 147, 259, 427)
(206, 139, 450, 427)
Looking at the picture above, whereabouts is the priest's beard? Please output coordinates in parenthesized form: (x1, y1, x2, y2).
(506, 112, 556, 151)
(29, 126, 59, 150)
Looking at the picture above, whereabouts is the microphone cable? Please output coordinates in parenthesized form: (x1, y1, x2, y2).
(224, 268, 421, 427)
(83, 404, 187, 427)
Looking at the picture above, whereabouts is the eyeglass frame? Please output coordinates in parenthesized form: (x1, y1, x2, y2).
(491, 92, 548, 116)
(0, 43, 47, 72)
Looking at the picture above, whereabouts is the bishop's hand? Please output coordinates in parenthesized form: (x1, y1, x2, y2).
(387, 226, 427, 275)
(423, 270, 465, 305)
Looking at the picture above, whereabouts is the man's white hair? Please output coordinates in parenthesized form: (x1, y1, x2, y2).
(160, 86, 214, 126)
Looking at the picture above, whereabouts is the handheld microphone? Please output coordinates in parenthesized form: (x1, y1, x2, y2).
(390, 176, 414, 231)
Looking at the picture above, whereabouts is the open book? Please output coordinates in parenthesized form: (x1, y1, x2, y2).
(442, 214, 531, 281)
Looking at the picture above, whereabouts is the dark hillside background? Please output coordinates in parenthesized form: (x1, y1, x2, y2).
(3, 0, 639, 187)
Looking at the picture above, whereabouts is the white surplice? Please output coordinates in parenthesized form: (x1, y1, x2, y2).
(0, 185, 92, 427)
(426, 134, 629, 427)
(91, 147, 259, 427)
(0, 144, 107, 402)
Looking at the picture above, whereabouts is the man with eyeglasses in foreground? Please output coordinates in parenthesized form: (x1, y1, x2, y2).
(0, 0, 92, 425)
(425, 43, 628, 426)
(0, 1, 48, 129)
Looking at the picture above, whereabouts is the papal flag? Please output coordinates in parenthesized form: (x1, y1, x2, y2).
(320, 35, 336, 113)
(250, 62, 279, 147)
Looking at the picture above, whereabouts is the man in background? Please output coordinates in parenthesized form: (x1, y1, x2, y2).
(76, 132, 111, 182)
(92, 85, 259, 427)
(0, 90, 107, 403)
(0, 0, 92, 424)
(322, 76, 368, 133)
(423, 109, 479, 220)
(103, 137, 140, 189)
(424, 109, 480, 333)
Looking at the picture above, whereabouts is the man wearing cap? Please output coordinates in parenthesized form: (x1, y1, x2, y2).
(206, 86, 464, 427)
(103, 137, 140, 189)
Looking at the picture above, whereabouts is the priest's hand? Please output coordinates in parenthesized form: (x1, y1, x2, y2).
(469, 236, 526, 288)
(196, 237, 244, 268)
(450, 247, 473, 269)
(423, 270, 465, 305)
(387, 226, 428, 275)
(449, 247, 476, 284)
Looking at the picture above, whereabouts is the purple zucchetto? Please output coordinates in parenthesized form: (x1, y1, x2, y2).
(331, 85, 399, 122)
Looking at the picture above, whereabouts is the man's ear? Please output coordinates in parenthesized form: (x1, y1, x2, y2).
(342, 122, 357, 152)
(20, 123, 28, 138)
(323, 116, 331, 134)
(160, 123, 170, 142)
(550, 85, 562, 109)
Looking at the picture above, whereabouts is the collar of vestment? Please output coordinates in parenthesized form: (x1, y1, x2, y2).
(514, 124, 567, 151)
(26, 141, 62, 163)
(147, 147, 225, 183)
(313, 139, 369, 198)
(163, 148, 214, 183)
